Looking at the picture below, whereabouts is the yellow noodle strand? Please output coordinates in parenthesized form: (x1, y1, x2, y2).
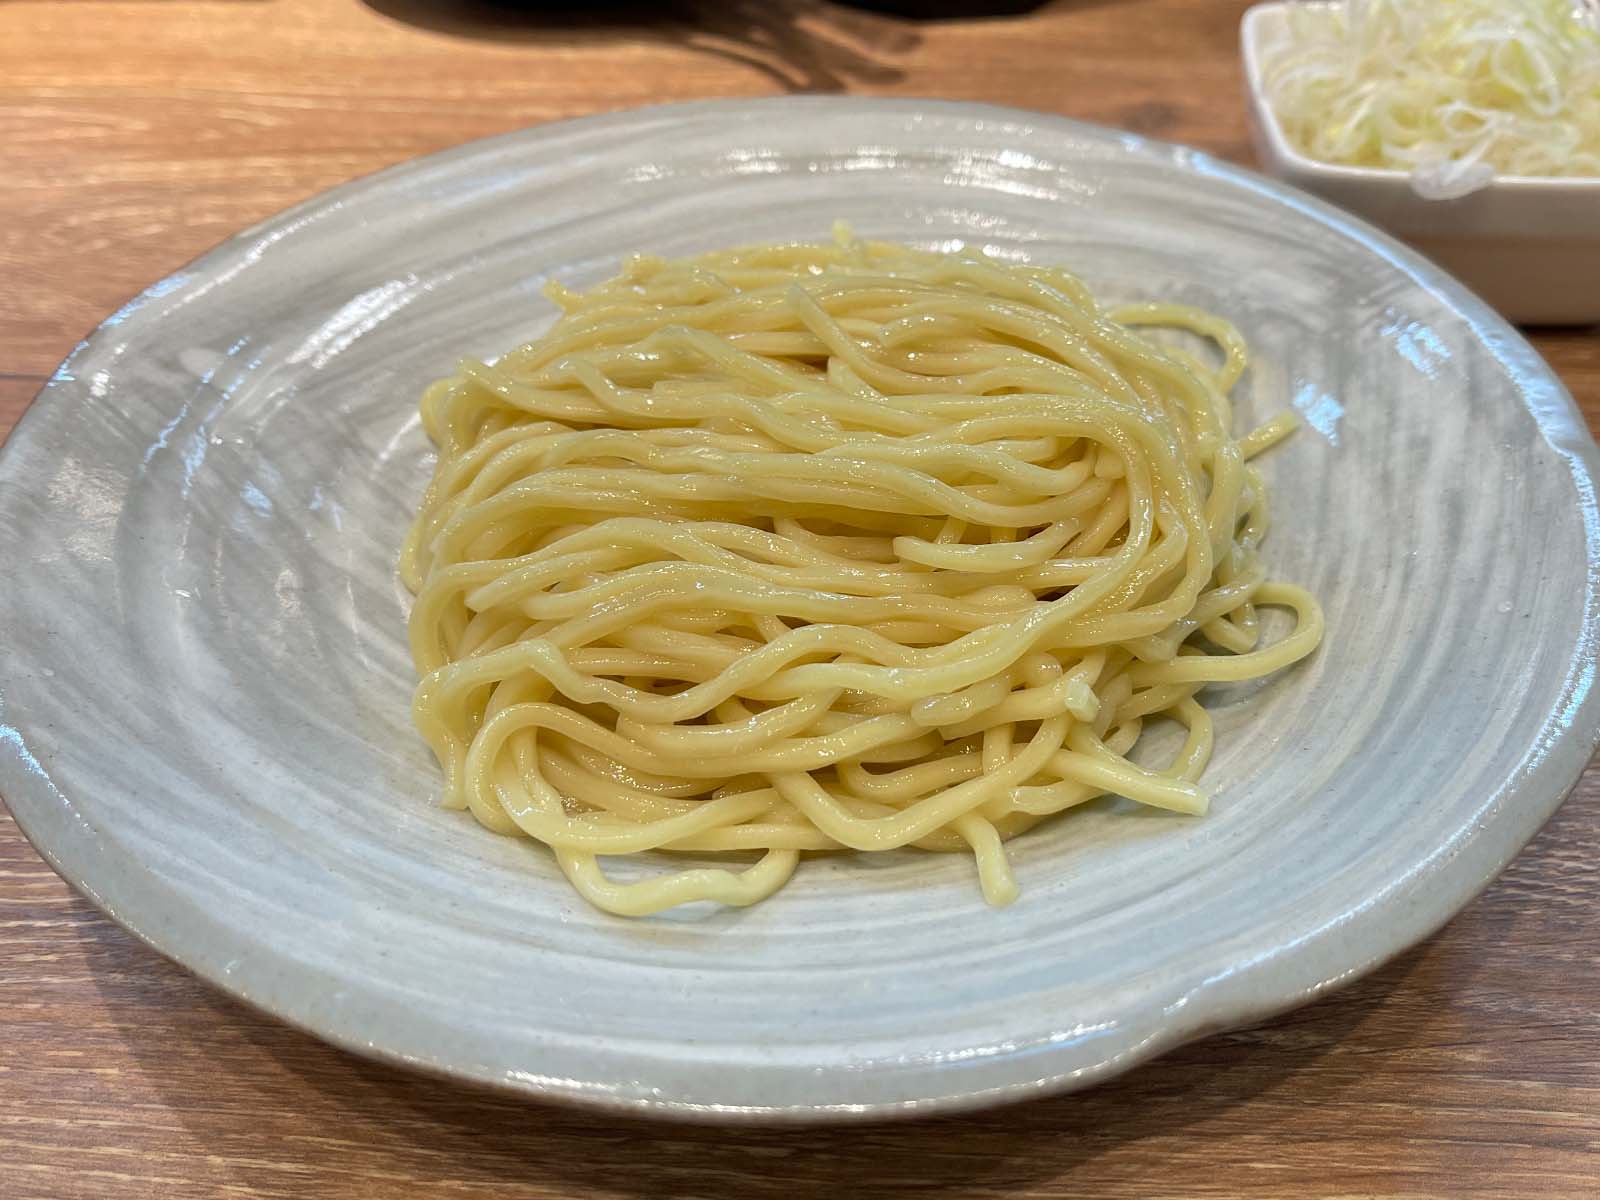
(401, 231, 1325, 916)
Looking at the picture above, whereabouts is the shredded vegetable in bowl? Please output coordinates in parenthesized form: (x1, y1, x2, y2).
(1261, 0, 1600, 195)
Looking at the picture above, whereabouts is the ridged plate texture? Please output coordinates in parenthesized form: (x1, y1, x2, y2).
(2, 98, 1597, 1120)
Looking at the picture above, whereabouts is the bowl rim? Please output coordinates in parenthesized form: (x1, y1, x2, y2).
(1241, 0, 1600, 192)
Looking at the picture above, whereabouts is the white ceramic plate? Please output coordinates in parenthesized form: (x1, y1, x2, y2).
(2, 98, 1597, 1121)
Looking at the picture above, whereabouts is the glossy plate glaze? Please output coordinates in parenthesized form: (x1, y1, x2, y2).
(2, 98, 1597, 1121)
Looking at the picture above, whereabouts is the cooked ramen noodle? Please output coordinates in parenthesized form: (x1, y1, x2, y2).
(399, 228, 1324, 916)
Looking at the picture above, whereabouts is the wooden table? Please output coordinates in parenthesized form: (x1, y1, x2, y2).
(3, 1, 1597, 1195)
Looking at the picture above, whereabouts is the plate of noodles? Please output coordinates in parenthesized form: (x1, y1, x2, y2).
(2, 97, 1596, 1120)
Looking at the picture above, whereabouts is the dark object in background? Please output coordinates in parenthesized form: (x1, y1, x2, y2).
(362, 0, 942, 90)
(363, 0, 1052, 91)
(421, 0, 1047, 13)
(839, 0, 1046, 13)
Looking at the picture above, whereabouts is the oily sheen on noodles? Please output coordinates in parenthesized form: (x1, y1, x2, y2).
(399, 231, 1325, 917)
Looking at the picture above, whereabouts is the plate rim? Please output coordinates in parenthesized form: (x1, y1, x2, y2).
(2, 95, 1598, 1122)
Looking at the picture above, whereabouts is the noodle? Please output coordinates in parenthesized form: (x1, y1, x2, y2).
(399, 227, 1325, 917)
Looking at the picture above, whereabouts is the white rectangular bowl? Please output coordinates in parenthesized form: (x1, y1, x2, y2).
(1242, 1, 1600, 325)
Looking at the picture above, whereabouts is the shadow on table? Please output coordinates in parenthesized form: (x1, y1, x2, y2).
(357, 0, 1098, 91)
(361, 0, 916, 90)
(78, 920, 1460, 1198)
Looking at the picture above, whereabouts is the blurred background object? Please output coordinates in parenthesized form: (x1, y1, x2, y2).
(362, 0, 921, 88)
(835, 0, 1049, 13)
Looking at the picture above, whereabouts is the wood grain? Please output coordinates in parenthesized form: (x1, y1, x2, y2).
(1, 1, 1596, 1196)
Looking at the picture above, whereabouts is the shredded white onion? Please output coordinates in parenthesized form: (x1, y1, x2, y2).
(1261, 0, 1600, 191)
